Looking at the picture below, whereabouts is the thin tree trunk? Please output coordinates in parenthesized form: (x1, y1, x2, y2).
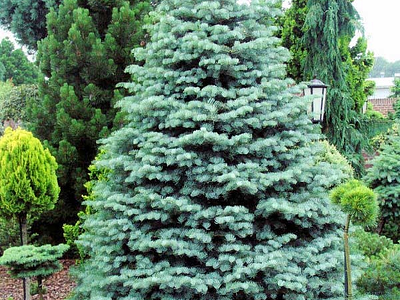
(344, 215, 352, 300)
(19, 214, 31, 300)
(376, 217, 386, 235)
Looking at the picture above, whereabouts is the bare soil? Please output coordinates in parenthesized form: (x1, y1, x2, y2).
(0, 260, 76, 300)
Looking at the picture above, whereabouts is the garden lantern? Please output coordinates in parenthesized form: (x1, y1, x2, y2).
(303, 77, 328, 123)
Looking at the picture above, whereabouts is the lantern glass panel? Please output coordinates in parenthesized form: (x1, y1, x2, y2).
(304, 79, 327, 123)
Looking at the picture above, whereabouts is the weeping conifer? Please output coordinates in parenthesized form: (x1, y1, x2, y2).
(303, 0, 367, 174)
(73, 0, 352, 299)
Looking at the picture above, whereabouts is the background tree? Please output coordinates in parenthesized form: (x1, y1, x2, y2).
(0, 84, 40, 134)
(389, 78, 400, 98)
(0, 61, 5, 81)
(0, 127, 59, 300)
(0, 38, 38, 85)
(73, 1, 356, 298)
(345, 37, 375, 112)
(28, 0, 153, 242)
(0, 0, 62, 50)
(369, 57, 400, 78)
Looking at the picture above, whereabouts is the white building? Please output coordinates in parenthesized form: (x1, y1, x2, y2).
(367, 77, 395, 99)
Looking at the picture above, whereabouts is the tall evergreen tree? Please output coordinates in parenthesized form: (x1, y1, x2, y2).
(73, 1, 353, 299)
(302, 0, 371, 174)
(28, 0, 153, 241)
(280, 0, 307, 83)
(0, 0, 62, 50)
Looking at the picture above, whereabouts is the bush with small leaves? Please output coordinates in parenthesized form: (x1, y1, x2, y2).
(354, 230, 400, 300)
(364, 124, 400, 242)
(0, 244, 69, 299)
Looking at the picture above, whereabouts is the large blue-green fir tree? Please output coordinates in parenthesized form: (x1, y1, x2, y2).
(73, 0, 352, 299)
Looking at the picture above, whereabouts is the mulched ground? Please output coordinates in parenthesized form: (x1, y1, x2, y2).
(0, 260, 76, 300)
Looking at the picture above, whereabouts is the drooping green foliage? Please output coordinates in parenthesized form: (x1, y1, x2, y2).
(364, 123, 400, 242)
(0, 0, 62, 50)
(71, 1, 359, 299)
(302, 0, 372, 175)
(0, 38, 38, 85)
(28, 0, 153, 242)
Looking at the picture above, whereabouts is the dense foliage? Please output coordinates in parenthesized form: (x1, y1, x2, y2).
(28, 0, 153, 242)
(0, 243, 69, 299)
(71, 1, 358, 299)
(354, 230, 400, 300)
(298, 0, 373, 175)
(0, 0, 62, 50)
(0, 127, 60, 300)
(0, 127, 59, 244)
(0, 84, 40, 132)
(0, 38, 38, 85)
(280, 0, 307, 83)
(0, 244, 69, 279)
(364, 124, 400, 242)
(390, 78, 400, 98)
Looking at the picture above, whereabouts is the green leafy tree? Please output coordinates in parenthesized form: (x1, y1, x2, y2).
(72, 1, 359, 299)
(28, 0, 153, 242)
(364, 124, 400, 242)
(0, 0, 62, 50)
(0, 127, 60, 300)
(0, 84, 40, 133)
(0, 38, 38, 85)
(390, 78, 400, 98)
(346, 37, 375, 112)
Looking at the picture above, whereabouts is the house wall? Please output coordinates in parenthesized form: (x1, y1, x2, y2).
(368, 98, 397, 116)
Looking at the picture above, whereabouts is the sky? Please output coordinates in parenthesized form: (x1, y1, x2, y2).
(352, 0, 400, 62)
(1, 0, 400, 62)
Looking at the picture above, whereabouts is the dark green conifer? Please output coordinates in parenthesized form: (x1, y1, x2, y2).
(73, 0, 354, 299)
(28, 0, 153, 241)
(0, 0, 62, 50)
